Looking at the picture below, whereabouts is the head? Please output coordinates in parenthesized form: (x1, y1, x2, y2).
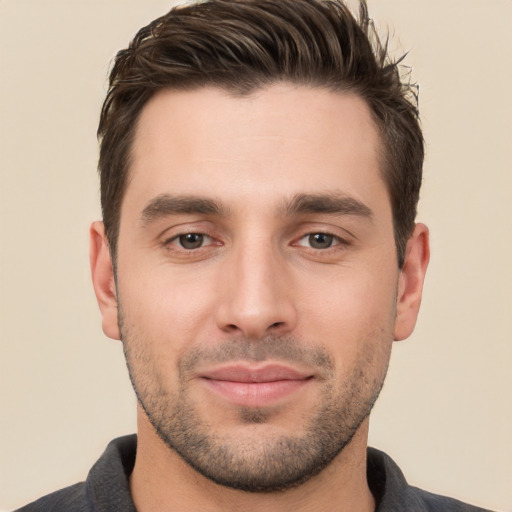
(91, 0, 429, 495)
(98, 0, 423, 269)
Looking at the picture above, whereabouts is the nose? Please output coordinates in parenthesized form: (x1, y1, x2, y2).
(214, 238, 297, 339)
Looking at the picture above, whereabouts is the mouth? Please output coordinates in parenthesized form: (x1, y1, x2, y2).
(198, 364, 314, 407)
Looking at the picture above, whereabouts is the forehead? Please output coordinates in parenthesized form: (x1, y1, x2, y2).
(126, 84, 387, 215)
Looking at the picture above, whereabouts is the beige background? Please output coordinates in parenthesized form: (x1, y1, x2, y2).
(1, 0, 511, 510)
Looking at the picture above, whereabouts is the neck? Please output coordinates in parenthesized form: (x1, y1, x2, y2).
(130, 409, 375, 512)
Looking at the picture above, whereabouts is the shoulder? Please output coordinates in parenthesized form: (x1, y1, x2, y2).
(367, 448, 495, 512)
(14, 483, 88, 512)
(13, 435, 137, 512)
(408, 486, 495, 512)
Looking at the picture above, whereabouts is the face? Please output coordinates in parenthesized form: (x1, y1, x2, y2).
(91, 84, 428, 492)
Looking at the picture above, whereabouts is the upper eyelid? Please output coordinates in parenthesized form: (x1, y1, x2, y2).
(158, 222, 217, 241)
(161, 234, 219, 255)
(293, 226, 353, 243)
(158, 223, 355, 245)
(164, 232, 214, 246)
(294, 232, 349, 247)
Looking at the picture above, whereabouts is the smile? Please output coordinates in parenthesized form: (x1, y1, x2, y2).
(199, 364, 314, 407)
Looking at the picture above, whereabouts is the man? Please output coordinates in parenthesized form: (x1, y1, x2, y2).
(16, 0, 494, 510)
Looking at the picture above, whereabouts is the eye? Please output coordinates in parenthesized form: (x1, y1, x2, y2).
(296, 233, 341, 249)
(171, 233, 212, 250)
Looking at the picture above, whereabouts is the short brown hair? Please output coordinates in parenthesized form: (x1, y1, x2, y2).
(98, 0, 423, 267)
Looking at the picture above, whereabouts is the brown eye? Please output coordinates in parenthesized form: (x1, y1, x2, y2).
(308, 233, 334, 249)
(178, 233, 205, 249)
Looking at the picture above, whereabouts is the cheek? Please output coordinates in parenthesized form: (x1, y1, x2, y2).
(298, 264, 397, 359)
(117, 261, 221, 352)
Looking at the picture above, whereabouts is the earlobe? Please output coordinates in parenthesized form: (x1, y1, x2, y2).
(394, 223, 430, 341)
(89, 221, 121, 340)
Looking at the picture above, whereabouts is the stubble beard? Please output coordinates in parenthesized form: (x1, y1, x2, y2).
(120, 315, 391, 493)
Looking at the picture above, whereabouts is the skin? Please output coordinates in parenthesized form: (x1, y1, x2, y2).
(90, 84, 429, 512)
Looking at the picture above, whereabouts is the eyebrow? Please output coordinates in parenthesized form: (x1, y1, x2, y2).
(140, 194, 228, 225)
(280, 193, 373, 219)
(139, 191, 373, 226)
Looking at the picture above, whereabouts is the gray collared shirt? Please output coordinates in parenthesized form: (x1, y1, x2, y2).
(16, 435, 495, 511)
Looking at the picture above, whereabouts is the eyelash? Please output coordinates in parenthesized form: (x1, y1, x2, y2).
(163, 231, 216, 251)
(163, 230, 350, 253)
(294, 231, 349, 250)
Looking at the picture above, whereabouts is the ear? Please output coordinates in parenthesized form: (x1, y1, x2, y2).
(90, 221, 121, 340)
(394, 223, 430, 341)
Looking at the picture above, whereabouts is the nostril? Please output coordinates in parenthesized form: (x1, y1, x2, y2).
(269, 322, 284, 329)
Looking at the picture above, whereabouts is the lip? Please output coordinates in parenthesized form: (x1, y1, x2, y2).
(199, 364, 313, 407)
